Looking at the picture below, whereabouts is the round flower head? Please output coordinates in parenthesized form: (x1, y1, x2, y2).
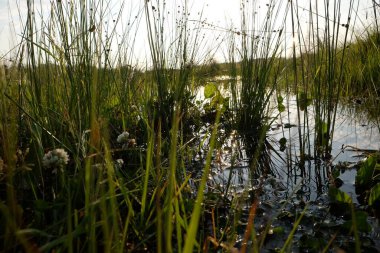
(115, 159, 124, 166)
(117, 131, 130, 143)
(115, 159, 124, 170)
(42, 148, 69, 169)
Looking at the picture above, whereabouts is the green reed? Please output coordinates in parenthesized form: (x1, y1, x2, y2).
(0, 0, 142, 252)
(1, 0, 379, 252)
(229, 0, 289, 174)
(287, 0, 356, 161)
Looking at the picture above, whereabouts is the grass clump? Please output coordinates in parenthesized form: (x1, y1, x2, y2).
(1, 0, 380, 252)
(229, 0, 289, 174)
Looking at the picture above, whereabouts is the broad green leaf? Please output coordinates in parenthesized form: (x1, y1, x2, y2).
(366, 155, 377, 170)
(369, 183, 380, 206)
(204, 83, 217, 99)
(356, 155, 376, 186)
(328, 187, 352, 204)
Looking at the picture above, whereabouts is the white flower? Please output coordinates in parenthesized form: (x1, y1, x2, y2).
(42, 148, 69, 169)
(114, 159, 124, 170)
(117, 131, 130, 143)
(115, 159, 124, 166)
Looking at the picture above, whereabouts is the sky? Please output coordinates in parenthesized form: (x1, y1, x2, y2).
(0, 0, 377, 65)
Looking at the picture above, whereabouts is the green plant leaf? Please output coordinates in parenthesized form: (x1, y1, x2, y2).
(328, 187, 352, 204)
(16, 229, 53, 238)
(222, 97, 230, 111)
(204, 83, 217, 99)
(297, 92, 312, 111)
(280, 205, 308, 253)
(356, 155, 376, 186)
(332, 167, 341, 179)
(369, 183, 380, 206)
(278, 103, 285, 112)
(272, 226, 285, 234)
(321, 121, 328, 135)
(375, 163, 380, 171)
(343, 211, 372, 233)
(277, 95, 284, 104)
(211, 93, 221, 107)
(277, 95, 285, 112)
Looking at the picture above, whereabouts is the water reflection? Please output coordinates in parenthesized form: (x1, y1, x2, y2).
(193, 82, 380, 250)
(202, 91, 380, 205)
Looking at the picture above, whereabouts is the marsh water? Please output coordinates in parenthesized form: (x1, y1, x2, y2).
(193, 83, 380, 252)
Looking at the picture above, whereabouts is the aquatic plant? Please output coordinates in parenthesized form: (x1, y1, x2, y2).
(230, 0, 289, 174)
(1, 0, 380, 252)
(284, 0, 357, 162)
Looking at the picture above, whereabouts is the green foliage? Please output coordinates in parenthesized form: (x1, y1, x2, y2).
(299, 234, 325, 253)
(1, 0, 380, 252)
(356, 155, 377, 187)
(316, 120, 329, 150)
(280, 205, 307, 253)
(354, 154, 380, 211)
(204, 83, 218, 99)
(343, 211, 372, 233)
(344, 31, 380, 95)
(202, 83, 230, 122)
(297, 92, 312, 111)
(277, 95, 286, 113)
(328, 187, 352, 204)
(272, 226, 285, 235)
(369, 183, 380, 206)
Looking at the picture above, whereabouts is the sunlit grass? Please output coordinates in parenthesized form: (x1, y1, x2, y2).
(0, 0, 379, 252)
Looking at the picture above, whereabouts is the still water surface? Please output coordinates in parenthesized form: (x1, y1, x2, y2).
(195, 86, 380, 251)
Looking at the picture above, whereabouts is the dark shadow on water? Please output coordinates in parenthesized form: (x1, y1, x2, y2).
(241, 131, 273, 178)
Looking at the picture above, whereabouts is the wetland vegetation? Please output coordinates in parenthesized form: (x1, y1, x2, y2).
(1, 0, 380, 252)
